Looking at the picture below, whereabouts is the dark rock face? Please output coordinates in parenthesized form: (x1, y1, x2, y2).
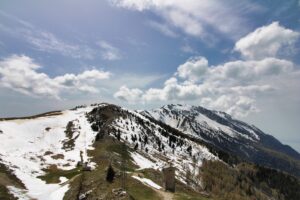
(141, 104, 300, 177)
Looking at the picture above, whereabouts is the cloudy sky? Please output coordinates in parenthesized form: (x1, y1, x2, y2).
(0, 0, 300, 151)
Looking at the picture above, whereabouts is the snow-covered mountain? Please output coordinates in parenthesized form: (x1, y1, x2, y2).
(87, 104, 218, 181)
(141, 104, 300, 176)
(0, 103, 299, 200)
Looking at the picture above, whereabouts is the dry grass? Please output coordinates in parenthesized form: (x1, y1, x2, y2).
(51, 154, 65, 160)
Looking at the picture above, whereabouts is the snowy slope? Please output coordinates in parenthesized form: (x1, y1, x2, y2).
(0, 105, 101, 200)
(87, 105, 218, 184)
(1, 103, 299, 199)
(141, 104, 300, 177)
(0, 103, 216, 199)
(142, 104, 260, 141)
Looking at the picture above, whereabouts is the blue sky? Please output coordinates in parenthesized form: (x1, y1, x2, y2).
(0, 0, 300, 151)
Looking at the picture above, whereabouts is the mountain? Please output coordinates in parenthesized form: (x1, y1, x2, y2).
(0, 103, 299, 200)
(141, 104, 300, 176)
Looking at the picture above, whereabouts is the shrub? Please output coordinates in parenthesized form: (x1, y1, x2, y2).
(106, 164, 115, 183)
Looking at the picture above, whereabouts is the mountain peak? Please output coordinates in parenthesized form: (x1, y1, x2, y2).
(144, 103, 300, 176)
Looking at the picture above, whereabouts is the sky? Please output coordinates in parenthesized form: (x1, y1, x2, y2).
(0, 0, 300, 151)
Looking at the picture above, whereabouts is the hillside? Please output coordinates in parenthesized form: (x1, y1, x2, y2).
(141, 104, 300, 177)
(0, 103, 299, 200)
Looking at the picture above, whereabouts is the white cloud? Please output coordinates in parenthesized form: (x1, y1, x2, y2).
(114, 20, 300, 117)
(54, 69, 111, 93)
(235, 22, 300, 60)
(114, 56, 299, 117)
(176, 56, 208, 82)
(147, 20, 178, 38)
(98, 41, 122, 61)
(111, 0, 261, 39)
(208, 58, 294, 84)
(0, 55, 111, 99)
(0, 11, 96, 59)
(209, 95, 258, 117)
(112, 0, 152, 11)
(180, 44, 195, 54)
(114, 85, 143, 102)
(25, 31, 95, 59)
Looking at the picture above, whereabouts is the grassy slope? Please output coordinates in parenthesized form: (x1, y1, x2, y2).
(2, 104, 299, 200)
(37, 166, 82, 184)
(5, 133, 298, 200)
(63, 134, 211, 200)
(64, 135, 161, 200)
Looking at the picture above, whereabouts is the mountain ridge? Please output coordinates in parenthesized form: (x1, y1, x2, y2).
(141, 103, 300, 176)
(0, 102, 299, 200)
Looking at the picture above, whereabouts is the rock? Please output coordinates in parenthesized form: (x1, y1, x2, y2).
(112, 188, 127, 198)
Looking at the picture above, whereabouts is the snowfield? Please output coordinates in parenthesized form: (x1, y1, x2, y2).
(0, 106, 97, 200)
(111, 107, 218, 183)
(132, 175, 162, 190)
(0, 103, 219, 199)
(145, 104, 260, 141)
(0, 103, 296, 200)
(130, 152, 157, 170)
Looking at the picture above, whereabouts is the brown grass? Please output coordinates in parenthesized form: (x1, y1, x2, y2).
(51, 154, 64, 160)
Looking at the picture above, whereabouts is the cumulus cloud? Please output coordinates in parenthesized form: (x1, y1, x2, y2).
(111, 0, 261, 39)
(208, 58, 294, 84)
(113, 21, 300, 117)
(113, 85, 143, 102)
(176, 57, 208, 82)
(210, 95, 258, 117)
(98, 41, 122, 61)
(235, 22, 300, 60)
(0, 55, 111, 99)
(114, 56, 299, 117)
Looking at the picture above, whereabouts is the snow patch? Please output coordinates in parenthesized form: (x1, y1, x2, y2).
(0, 106, 96, 200)
(132, 175, 162, 190)
(59, 176, 68, 183)
(7, 186, 31, 200)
